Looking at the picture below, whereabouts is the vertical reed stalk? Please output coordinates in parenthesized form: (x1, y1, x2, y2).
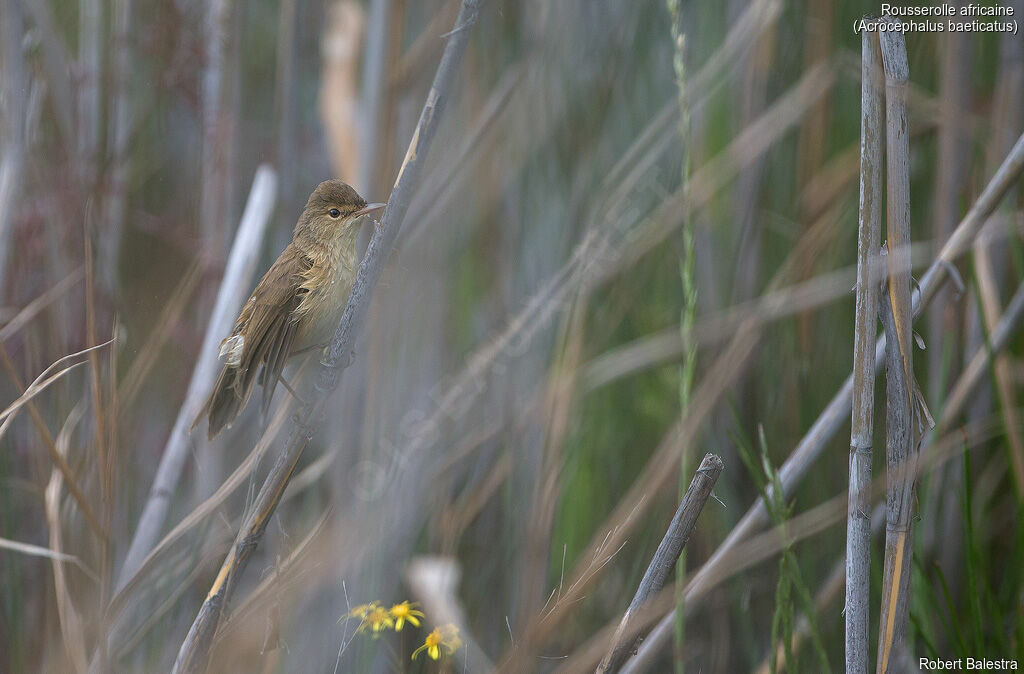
(77, 0, 101, 191)
(199, 0, 234, 261)
(0, 0, 27, 301)
(876, 21, 915, 674)
(845, 27, 882, 674)
(101, 0, 133, 295)
(970, 15, 1024, 497)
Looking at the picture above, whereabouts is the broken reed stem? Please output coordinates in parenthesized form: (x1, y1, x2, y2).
(599, 454, 722, 674)
(846, 27, 883, 674)
(623, 127, 1024, 674)
(170, 2, 482, 672)
(877, 21, 916, 674)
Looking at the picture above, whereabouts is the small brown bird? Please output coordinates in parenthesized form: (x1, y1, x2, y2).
(196, 180, 384, 438)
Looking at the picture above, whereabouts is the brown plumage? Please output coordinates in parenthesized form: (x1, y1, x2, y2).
(195, 180, 384, 439)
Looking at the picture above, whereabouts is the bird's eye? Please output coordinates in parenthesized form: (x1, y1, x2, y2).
(328, 208, 341, 219)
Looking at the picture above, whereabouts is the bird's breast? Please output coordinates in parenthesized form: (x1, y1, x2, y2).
(294, 249, 357, 350)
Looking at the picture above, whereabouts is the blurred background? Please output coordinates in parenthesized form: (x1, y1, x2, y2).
(1, 0, 1023, 671)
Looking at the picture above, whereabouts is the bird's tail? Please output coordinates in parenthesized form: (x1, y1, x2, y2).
(193, 363, 256, 439)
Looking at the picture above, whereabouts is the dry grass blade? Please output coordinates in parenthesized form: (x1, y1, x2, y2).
(118, 258, 203, 406)
(0, 535, 96, 579)
(0, 267, 84, 341)
(0, 340, 107, 540)
(45, 401, 89, 674)
(0, 363, 84, 439)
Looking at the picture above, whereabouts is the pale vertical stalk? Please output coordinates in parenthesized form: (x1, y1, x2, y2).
(358, 0, 391, 195)
(102, 0, 134, 294)
(920, 1, 971, 574)
(77, 0, 101, 191)
(0, 0, 27, 301)
(275, 0, 298, 220)
(318, 1, 364, 186)
(115, 167, 277, 592)
(926, 2, 970, 409)
(970, 6, 1024, 496)
(845, 29, 882, 674)
(876, 21, 915, 674)
(200, 0, 233, 261)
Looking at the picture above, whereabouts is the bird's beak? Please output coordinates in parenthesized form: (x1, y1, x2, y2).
(355, 202, 386, 218)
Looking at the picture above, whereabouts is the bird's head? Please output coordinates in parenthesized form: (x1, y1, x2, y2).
(296, 179, 385, 242)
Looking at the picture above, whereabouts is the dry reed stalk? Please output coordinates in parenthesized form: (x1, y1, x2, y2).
(0, 0, 27, 301)
(598, 454, 723, 673)
(274, 0, 298, 203)
(618, 130, 1024, 670)
(199, 0, 234, 261)
(320, 0, 365, 185)
(875, 21, 918, 674)
(18, 0, 73, 145)
(171, 3, 481, 670)
(101, 0, 134, 294)
(77, 0, 101, 190)
(975, 230, 1024, 496)
(116, 166, 277, 592)
(846, 28, 883, 674)
(927, 7, 971, 410)
(358, 0, 390, 193)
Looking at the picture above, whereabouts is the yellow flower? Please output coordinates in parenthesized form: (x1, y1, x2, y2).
(347, 601, 379, 620)
(358, 606, 394, 635)
(389, 601, 424, 631)
(412, 624, 461, 661)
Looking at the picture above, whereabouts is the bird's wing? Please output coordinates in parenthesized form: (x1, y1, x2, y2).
(230, 246, 312, 418)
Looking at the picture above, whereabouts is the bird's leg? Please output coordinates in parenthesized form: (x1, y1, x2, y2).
(277, 374, 307, 406)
